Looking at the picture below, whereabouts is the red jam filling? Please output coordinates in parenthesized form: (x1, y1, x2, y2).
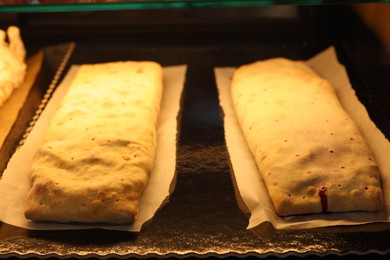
(318, 186, 328, 213)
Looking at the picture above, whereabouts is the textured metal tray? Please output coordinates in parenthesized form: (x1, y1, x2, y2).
(1, 16, 390, 258)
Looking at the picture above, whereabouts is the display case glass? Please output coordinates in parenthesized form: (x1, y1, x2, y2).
(0, 0, 389, 12)
(0, 0, 390, 259)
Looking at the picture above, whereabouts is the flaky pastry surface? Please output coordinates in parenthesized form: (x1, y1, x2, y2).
(25, 61, 163, 224)
(231, 58, 383, 216)
(0, 26, 26, 107)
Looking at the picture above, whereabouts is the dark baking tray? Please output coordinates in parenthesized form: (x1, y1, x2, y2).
(1, 5, 390, 259)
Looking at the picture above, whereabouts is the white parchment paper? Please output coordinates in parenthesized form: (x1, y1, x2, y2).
(0, 64, 187, 232)
(215, 47, 390, 230)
